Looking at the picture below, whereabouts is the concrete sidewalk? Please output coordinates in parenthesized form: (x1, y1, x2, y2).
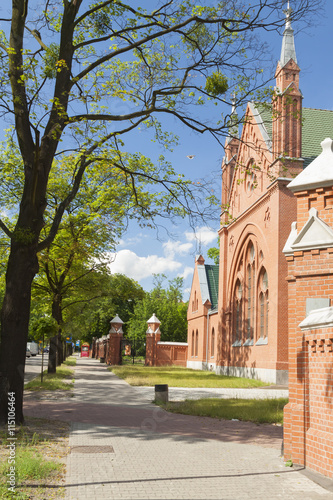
(24, 356, 333, 499)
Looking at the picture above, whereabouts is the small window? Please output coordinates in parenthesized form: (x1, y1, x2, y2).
(211, 328, 215, 358)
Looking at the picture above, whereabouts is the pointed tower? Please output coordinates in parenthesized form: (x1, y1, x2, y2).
(221, 95, 239, 224)
(272, 2, 303, 174)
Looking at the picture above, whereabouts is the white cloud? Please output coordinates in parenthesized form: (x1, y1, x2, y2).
(109, 249, 182, 281)
(117, 234, 148, 247)
(185, 226, 217, 246)
(162, 240, 193, 259)
(178, 266, 194, 280)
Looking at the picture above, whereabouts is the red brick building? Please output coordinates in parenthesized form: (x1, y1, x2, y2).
(187, 6, 333, 385)
(283, 138, 333, 477)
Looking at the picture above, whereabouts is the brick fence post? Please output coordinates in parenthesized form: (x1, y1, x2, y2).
(107, 315, 124, 365)
(145, 313, 161, 366)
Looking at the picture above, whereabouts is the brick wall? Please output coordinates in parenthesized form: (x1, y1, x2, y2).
(284, 182, 333, 478)
(145, 335, 188, 367)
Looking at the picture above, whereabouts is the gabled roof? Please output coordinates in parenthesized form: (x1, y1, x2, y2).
(283, 208, 333, 255)
(205, 265, 219, 310)
(197, 263, 219, 310)
(288, 138, 333, 192)
(302, 109, 333, 167)
(252, 105, 333, 168)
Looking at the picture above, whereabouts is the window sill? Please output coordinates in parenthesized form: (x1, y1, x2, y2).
(243, 338, 254, 346)
(232, 340, 242, 347)
(255, 337, 268, 346)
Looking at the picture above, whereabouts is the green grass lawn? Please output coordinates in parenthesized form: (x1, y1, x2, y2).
(109, 365, 267, 388)
(161, 397, 288, 425)
(25, 366, 74, 391)
(63, 356, 77, 367)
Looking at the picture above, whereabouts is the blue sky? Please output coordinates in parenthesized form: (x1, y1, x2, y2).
(108, 1, 333, 299)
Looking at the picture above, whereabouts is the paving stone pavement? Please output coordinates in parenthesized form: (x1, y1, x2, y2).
(24, 356, 333, 499)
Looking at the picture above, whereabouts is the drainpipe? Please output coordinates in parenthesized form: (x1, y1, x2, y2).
(206, 309, 210, 370)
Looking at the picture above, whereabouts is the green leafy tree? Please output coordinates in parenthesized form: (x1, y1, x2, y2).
(127, 275, 188, 355)
(69, 273, 145, 344)
(207, 238, 220, 265)
(0, 0, 320, 423)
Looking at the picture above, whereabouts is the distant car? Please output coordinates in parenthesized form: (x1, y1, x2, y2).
(26, 347, 31, 358)
(26, 342, 38, 356)
(43, 347, 49, 353)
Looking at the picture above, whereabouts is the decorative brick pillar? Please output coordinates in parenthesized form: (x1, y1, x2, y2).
(107, 315, 124, 365)
(91, 338, 97, 358)
(283, 138, 333, 478)
(145, 313, 161, 366)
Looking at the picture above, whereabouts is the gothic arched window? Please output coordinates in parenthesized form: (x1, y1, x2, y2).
(246, 243, 255, 341)
(233, 280, 243, 345)
(257, 269, 269, 342)
(211, 328, 215, 358)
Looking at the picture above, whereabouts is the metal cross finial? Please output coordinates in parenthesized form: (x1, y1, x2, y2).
(284, 1, 292, 28)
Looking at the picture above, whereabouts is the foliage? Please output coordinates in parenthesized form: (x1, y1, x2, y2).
(67, 273, 145, 343)
(28, 314, 58, 342)
(127, 275, 188, 354)
(207, 238, 220, 265)
(162, 397, 288, 425)
(110, 365, 266, 388)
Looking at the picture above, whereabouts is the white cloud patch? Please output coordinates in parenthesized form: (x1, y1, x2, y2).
(162, 240, 193, 259)
(185, 226, 217, 246)
(117, 234, 148, 247)
(109, 249, 182, 281)
(178, 266, 194, 280)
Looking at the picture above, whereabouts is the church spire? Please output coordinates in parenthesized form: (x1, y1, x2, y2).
(272, 1, 303, 172)
(279, 1, 297, 67)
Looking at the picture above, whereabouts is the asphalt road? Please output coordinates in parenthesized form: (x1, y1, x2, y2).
(24, 353, 49, 383)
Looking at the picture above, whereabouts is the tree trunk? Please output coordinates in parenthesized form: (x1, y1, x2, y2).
(56, 333, 63, 366)
(51, 295, 64, 367)
(48, 336, 57, 374)
(0, 243, 39, 424)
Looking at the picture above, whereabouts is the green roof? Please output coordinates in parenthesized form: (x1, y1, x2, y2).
(254, 105, 333, 168)
(205, 265, 219, 309)
(302, 109, 333, 167)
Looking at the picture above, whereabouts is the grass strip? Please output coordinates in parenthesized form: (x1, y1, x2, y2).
(63, 357, 77, 367)
(0, 417, 69, 499)
(109, 365, 267, 388)
(25, 366, 74, 391)
(161, 397, 288, 425)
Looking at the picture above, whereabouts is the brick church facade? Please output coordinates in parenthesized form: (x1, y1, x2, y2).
(187, 7, 333, 385)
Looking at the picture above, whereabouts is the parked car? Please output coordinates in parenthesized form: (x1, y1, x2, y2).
(26, 342, 38, 356)
(26, 347, 31, 358)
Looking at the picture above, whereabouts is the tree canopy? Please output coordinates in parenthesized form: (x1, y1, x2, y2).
(127, 275, 188, 356)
